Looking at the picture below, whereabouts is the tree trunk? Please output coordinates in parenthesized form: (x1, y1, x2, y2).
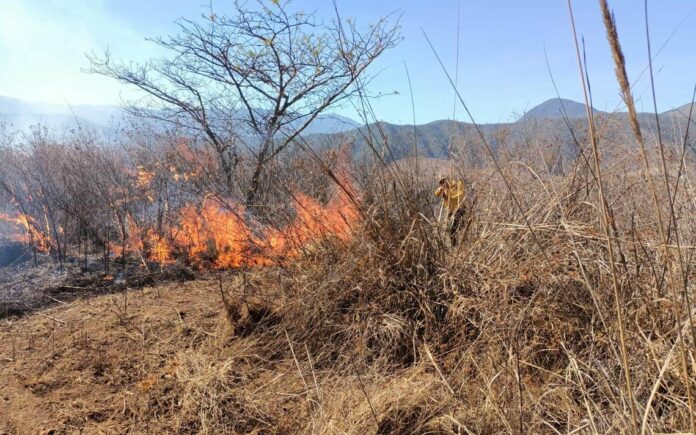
(220, 152, 236, 195)
(245, 134, 273, 208)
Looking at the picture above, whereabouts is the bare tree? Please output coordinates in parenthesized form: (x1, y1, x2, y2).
(88, 0, 400, 207)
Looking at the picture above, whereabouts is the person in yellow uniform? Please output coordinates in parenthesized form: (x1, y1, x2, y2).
(435, 177, 466, 246)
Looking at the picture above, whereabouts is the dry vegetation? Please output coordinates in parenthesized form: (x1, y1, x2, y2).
(2, 149, 696, 433)
(2, 1, 696, 434)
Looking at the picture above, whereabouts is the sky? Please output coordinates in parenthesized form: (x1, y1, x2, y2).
(0, 0, 695, 124)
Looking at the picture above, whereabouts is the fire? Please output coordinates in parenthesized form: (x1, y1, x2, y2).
(150, 235, 173, 265)
(0, 212, 51, 252)
(289, 190, 357, 244)
(173, 202, 252, 268)
(3, 144, 360, 270)
(123, 182, 360, 269)
(135, 166, 155, 189)
(116, 144, 360, 269)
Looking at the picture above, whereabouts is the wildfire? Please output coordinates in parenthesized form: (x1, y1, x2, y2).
(135, 166, 155, 189)
(124, 183, 359, 269)
(128, 187, 358, 269)
(118, 144, 361, 269)
(3, 143, 360, 270)
(0, 212, 51, 252)
(173, 202, 252, 268)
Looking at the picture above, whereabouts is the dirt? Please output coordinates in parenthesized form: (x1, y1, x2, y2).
(0, 277, 224, 434)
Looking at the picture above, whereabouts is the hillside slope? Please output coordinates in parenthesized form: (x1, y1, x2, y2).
(518, 98, 598, 121)
(0, 95, 360, 135)
(2, 159, 695, 433)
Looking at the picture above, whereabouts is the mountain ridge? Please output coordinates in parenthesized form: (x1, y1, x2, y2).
(519, 98, 602, 121)
(0, 95, 361, 135)
(3, 95, 695, 166)
(3, 94, 694, 132)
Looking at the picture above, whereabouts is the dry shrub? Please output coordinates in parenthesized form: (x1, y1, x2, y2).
(3, 129, 696, 433)
(3, 152, 695, 433)
(207, 157, 696, 432)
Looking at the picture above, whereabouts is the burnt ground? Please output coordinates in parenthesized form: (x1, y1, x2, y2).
(0, 253, 198, 320)
(0, 240, 30, 268)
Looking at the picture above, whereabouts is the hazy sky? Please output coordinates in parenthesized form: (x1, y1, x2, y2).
(1, 0, 695, 124)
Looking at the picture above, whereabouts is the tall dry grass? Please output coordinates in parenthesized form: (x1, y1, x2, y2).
(2, 2, 696, 433)
(135, 59, 696, 431)
(129, 140, 695, 433)
(3, 108, 696, 433)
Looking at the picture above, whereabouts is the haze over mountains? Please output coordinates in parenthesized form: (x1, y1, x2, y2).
(0, 95, 360, 135)
(0, 96, 122, 131)
(2, 95, 694, 164)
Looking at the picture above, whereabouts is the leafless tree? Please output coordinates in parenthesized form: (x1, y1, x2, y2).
(88, 0, 400, 207)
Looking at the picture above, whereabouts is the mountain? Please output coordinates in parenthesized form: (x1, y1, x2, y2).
(299, 114, 360, 135)
(519, 98, 600, 121)
(0, 95, 360, 135)
(663, 102, 696, 119)
(303, 98, 696, 170)
(0, 96, 122, 132)
(3, 95, 694, 168)
(0, 113, 100, 132)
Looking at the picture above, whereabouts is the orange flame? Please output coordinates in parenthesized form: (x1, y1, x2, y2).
(135, 166, 155, 189)
(83, 145, 360, 269)
(122, 180, 359, 269)
(0, 212, 51, 252)
(173, 202, 251, 268)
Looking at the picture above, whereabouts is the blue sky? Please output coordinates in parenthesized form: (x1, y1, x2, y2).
(0, 0, 694, 124)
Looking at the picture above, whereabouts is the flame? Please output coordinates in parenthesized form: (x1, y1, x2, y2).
(3, 143, 360, 270)
(173, 202, 251, 268)
(135, 166, 155, 189)
(0, 212, 51, 252)
(122, 181, 360, 269)
(150, 235, 173, 265)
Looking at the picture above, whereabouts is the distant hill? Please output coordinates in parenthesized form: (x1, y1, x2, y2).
(519, 98, 601, 121)
(0, 95, 360, 135)
(664, 102, 696, 119)
(299, 114, 360, 135)
(3, 95, 695, 167)
(0, 113, 100, 132)
(302, 98, 696, 170)
(0, 96, 122, 130)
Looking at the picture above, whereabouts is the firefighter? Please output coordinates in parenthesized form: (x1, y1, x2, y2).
(435, 177, 466, 246)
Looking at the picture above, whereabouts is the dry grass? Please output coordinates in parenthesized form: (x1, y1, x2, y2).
(1, 151, 695, 433)
(2, 1, 694, 432)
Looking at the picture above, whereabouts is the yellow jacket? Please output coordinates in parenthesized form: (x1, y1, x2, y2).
(435, 180, 465, 213)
